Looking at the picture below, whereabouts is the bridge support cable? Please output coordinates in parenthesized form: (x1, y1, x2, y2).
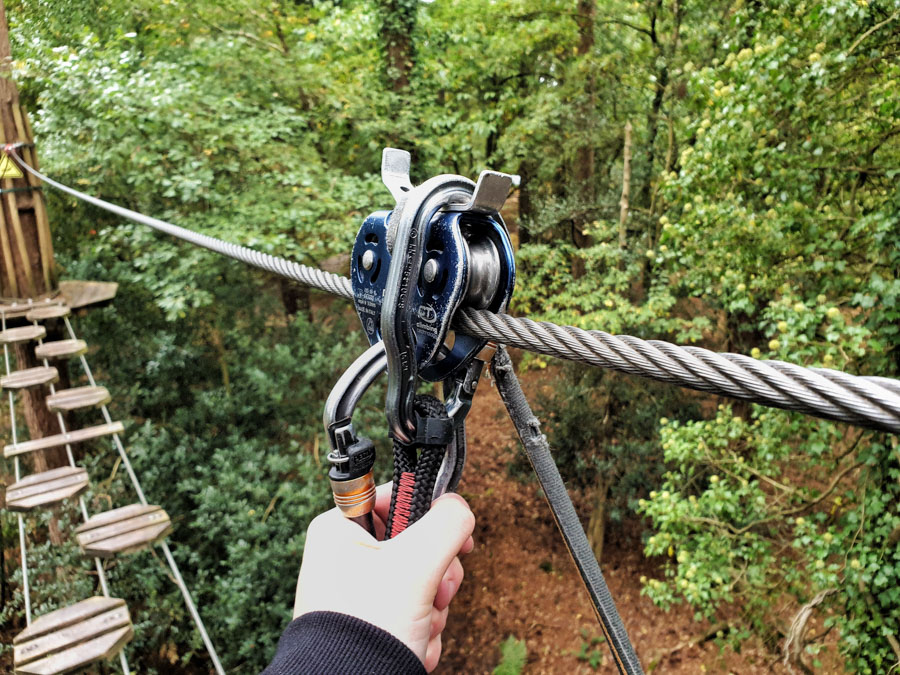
(491, 346, 644, 674)
(3, 317, 32, 625)
(28, 317, 130, 673)
(60, 315, 227, 675)
(5, 147, 900, 436)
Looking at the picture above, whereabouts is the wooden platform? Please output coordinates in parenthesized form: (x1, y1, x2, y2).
(46, 386, 111, 413)
(13, 596, 133, 675)
(0, 325, 46, 344)
(75, 504, 172, 558)
(25, 305, 70, 322)
(6, 467, 90, 512)
(4, 422, 124, 458)
(1, 366, 59, 390)
(34, 340, 88, 361)
(58, 280, 118, 310)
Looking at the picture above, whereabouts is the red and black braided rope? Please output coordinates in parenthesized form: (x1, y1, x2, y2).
(385, 395, 449, 539)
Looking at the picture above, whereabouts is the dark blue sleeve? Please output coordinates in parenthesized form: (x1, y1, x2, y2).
(261, 611, 427, 675)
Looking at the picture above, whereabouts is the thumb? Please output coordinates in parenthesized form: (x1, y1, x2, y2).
(394, 493, 475, 588)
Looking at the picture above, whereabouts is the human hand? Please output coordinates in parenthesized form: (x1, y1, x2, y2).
(294, 482, 475, 672)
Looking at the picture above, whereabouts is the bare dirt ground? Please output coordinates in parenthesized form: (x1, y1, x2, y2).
(436, 363, 838, 675)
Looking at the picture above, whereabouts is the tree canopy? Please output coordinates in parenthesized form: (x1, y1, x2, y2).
(2, 0, 898, 672)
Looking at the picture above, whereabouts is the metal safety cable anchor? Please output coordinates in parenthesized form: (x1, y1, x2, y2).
(5, 144, 899, 434)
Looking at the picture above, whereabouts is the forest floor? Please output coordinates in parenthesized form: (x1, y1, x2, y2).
(436, 356, 841, 675)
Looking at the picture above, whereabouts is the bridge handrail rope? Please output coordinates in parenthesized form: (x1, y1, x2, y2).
(58, 314, 227, 675)
(5, 145, 898, 434)
(25, 314, 132, 674)
(2, 307, 132, 674)
(3, 314, 32, 627)
(4, 306, 133, 673)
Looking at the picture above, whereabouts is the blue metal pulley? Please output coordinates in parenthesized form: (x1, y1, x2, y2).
(350, 150, 516, 388)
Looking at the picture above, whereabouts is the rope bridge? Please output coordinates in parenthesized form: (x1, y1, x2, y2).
(2, 299, 225, 673)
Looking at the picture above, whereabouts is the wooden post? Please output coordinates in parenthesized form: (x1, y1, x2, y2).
(0, 2, 66, 483)
(0, 3, 54, 299)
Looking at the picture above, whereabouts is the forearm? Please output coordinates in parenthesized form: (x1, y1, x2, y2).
(262, 611, 426, 675)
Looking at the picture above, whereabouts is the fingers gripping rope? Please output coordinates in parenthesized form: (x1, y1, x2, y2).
(5, 146, 900, 434)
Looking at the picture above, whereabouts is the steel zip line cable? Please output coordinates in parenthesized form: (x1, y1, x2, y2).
(6, 146, 900, 435)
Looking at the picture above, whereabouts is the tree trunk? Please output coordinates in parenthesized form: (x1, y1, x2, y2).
(587, 476, 610, 564)
(639, 64, 667, 209)
(618, 121, 633, 265)
(517, 158, 538, 247)
(0, 1, 62, 544)
(571, 0, 596, 278)
(279, 278, 311, 320)
(379, 0, 416, 93)
(0, 2, 55, 299)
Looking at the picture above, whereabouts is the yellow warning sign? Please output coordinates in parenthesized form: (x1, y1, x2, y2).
(0, 155, 23, 179)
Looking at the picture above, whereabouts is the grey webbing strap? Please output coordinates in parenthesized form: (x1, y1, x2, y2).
(490, 346, 644, 675)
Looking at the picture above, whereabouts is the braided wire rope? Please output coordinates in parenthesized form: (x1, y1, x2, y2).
(6, 147, 900, 434)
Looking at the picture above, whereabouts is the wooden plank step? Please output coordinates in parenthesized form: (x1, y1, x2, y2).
(4, 422, 125, 458)
(1, 367, 59, 390)
(6, 467, 90, 512)
(75, 504, 172, 558)
(25, 305, 70, 321)
(13, 596, 133, 675)
(0, 300, 63, 321)
(46, 386, 110, 413)
(0, 325, 46, 344)
(34, 340, 88, 361)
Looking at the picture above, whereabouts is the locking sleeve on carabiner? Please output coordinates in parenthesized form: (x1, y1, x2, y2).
(323, 342, 387, 536)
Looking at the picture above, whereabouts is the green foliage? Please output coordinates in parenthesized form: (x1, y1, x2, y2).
(574, 628, 606, 670)
(535, 365, 699, 530)
(3, 0, 898, 671)
(492, 634, 528, 675)
(639, 410, 900, 672)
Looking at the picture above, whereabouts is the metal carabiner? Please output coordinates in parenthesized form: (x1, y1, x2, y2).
(431, 347, 493, 498)
(323, 341, 387, 537)
(323, 340, 492, 536)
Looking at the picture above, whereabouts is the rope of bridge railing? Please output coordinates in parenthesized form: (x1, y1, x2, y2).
(2, 315, 32, 628)
(6, 146, 900, 435)
(27, 315, 132, 674)
(2, 309, 132, 673)
(58, 315, 226, 675)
